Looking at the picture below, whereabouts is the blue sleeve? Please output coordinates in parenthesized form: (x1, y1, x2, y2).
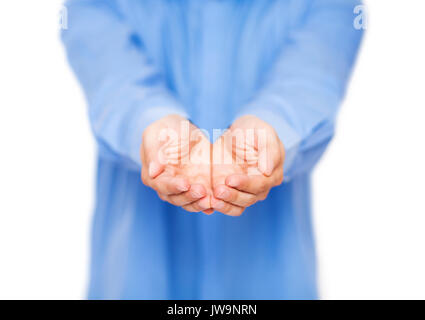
(236, 0, 364, 180)
(61, 0, 188, 170)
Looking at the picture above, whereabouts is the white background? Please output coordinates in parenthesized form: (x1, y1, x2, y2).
(0, 0, 424, 299)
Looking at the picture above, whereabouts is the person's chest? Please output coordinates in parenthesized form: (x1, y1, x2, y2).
(118, 0, 308, 119)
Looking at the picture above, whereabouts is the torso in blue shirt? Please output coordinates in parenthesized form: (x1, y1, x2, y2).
(89, 0, 318, 299)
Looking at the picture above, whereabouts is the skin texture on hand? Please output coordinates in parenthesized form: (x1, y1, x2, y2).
(140, 115, 213, 214)
(211, 115, 285, 216)
(140, 114, 284, 216)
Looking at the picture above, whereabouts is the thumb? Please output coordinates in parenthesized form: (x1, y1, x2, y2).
(142, 126, 175, 178)
(257, 131, 280, 176)
(142, 140, 165, 179)
(258, 149, 273, 176)
(148, 161, 165, 179)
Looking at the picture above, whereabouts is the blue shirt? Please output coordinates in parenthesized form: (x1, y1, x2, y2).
(62, 0, 363, 299)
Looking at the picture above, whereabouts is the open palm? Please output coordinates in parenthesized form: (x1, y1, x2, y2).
(141, 115, 284, 216)
(141, 115, 213, 213)
(211, 115, 284, 216)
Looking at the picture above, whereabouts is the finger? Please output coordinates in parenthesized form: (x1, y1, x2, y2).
(258, 138, 281, 176)
(225, 174, 272, 195)
(183, 197, 211, 213)
(214, 184, 257, 208)
(162, 191, 213, 214)
(141, 147, 164, 181)
(148, 161, 165, 179)
(197, 195, 212, 211)
(167, 184, 206, 206)
(211, 197, 245, 216)
(141, 134, 164, 174)
(182, 203, 199, 213)
(150, 174, 190, 195)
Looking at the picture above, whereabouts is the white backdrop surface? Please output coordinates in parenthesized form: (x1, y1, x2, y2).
(0, 0, 424, 299)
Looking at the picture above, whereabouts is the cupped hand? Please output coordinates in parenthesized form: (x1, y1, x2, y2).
(211, 115, 285, 216)
(140, 115, 213, 214)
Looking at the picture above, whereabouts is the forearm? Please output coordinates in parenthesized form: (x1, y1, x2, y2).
(235, 0, 364, 179)
(61, 0, 188, 169)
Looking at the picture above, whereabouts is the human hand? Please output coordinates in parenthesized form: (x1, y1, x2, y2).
(211, 115, 285, 216)
(140, 115, 213, 214)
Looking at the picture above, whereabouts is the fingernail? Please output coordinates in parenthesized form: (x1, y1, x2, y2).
(177, 182, 190, 192)
(226, 178, 239, 188)
(258, 160, 267, 175)
(198, 197, 211, 210)
(216, 189, 229, 200)
(266, 157, 274, 176)
(212, 200, 225, 210)
(148, 161, 160, 178)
